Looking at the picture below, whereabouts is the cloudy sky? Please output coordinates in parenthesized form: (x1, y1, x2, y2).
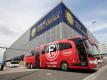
(0, 0, 107, 57)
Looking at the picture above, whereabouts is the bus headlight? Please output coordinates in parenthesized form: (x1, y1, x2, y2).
(89, 60, 97, 64)
(89, 61, 93, 64)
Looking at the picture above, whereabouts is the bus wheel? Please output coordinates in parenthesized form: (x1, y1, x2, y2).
(27, 64, 30, 69)
(30, 64, 33, 69)
(61, 62, 68, 71)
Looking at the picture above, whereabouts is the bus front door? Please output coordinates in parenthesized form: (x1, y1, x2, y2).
(74, 40, 88, 66)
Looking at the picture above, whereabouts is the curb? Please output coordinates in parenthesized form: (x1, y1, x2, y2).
(83, 64, 107, 80)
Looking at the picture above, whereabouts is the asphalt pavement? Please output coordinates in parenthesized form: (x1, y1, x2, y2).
(95, 66, 107, 80)
(0, 61, 107, 80)
(0, 67, 95, 80)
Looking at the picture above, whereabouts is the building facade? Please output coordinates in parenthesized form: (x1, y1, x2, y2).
(98, 42, 107, 54)
(5, 3, 99, 60)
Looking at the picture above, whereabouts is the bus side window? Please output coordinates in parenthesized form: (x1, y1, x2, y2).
(59, 43, 72, 50)
(45, 44, 57, 53)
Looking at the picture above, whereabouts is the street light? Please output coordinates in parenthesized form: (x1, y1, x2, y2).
(92, 21, 96, 24)
(91, 21, 97, 37)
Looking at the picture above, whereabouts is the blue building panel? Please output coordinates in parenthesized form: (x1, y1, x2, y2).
(61, 3, 88, 37)
(29, 3, 88, 41)
(29, 3, 63, 41)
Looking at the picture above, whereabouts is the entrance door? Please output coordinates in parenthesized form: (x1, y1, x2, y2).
(73, 39, 88, 66)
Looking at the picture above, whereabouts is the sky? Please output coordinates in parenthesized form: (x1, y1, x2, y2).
(0, 0, 107, 57)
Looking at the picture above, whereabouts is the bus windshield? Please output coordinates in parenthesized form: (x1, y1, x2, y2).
(84, 40, 98, 56)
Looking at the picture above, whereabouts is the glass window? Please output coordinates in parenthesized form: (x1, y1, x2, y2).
(92, 45, 99, 54)
(84, 40, 92, 48)
(84, 40, 98, 55)
(11, 62, 19, 64)
(44, 44, 57, 53)
(84, 40, 93, 55)
(59, 43, 72, 50)
(43, 43, 72, 53)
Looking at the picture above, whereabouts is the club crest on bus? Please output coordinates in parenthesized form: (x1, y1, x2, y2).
(45, 41, 59, 61)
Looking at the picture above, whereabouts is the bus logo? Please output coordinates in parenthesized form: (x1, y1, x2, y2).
(45, 41, 59, 61)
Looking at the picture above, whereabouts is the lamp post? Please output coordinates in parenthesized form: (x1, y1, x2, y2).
(91, 21, 96, 36)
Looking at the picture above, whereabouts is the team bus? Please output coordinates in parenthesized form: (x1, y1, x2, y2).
(24, 36, 98, 71)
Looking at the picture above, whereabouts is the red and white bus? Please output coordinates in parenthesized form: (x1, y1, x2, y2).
(24, 36, 98, 71)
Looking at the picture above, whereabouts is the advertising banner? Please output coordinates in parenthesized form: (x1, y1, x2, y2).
(29, 3, 88, 41)
(62, 3, 88, 38)
(29, 4, 63, 41)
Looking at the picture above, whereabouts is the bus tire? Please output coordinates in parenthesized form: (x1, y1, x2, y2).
(30, 64, 33, 69)
(27, 64, 30, 69)
(60, 62, 68, 71)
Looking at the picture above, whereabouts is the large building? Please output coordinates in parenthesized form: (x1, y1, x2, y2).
(5, 3, 99, 60)
(98, 42, 107, 54)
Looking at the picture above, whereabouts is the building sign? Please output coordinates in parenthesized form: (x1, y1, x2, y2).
(62, 4, 88, 37)
(29, 3, 88, 41)
(29, 4, 63, 41)
(65, 10, 74, 25)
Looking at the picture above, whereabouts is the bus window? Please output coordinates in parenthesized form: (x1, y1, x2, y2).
(59, 43, 72, 50)
(11, 62, 19, 64)
(44, 43, 72, 52)
(45, 44, 57, 53)
(84, 40, 97, 55)
(92, 45, 99, 54)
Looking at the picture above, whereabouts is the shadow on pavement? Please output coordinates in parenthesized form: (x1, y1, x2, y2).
(48, 62, 107, 74)
(11, 71, 36, 80)
(48, 68, 97, 74)
(0, 70, 36, 80)
(68, 69, 97, 74)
